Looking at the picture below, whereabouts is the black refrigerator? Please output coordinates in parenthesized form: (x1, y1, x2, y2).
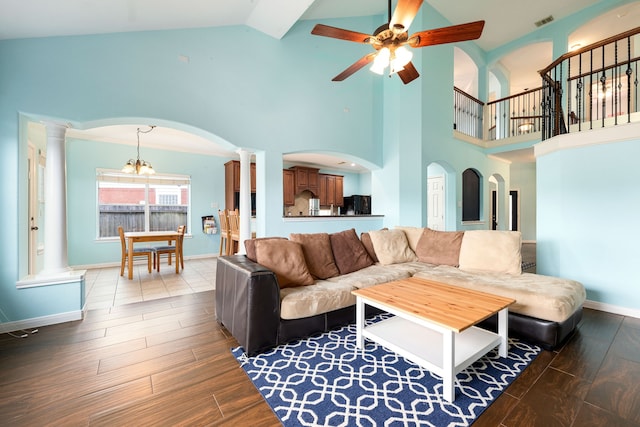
(343, 195, 371, 215)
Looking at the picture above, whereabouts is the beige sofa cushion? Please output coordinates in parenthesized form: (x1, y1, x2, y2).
(290, 232, 340, 279)
(255, 239, 314, 288)
(413, 265, 586, 323)
(280, 281, 356, 320)
(458, 230, 522, 275)
(368, 229, 418, 265)
(415, 228, 464, 266)
(395, 226, 425, 252)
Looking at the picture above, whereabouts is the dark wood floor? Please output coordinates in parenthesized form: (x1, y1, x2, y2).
(1, 291, 639, 426)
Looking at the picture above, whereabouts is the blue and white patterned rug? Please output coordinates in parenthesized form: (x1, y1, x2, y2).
(232, 314, 540, 426)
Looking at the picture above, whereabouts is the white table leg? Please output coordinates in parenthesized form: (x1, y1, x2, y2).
(498, 308, 509, 358)
(442, 330, 455, 402)
(355, 296, 364, 349)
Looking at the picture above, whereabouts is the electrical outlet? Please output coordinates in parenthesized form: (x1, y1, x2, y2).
(211, 202, 218, 209)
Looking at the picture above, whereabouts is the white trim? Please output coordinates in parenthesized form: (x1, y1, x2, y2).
(535, 121, 640, 158)
(584, 300, 640, 319)
(17, 269, 86, 289)
(0, 309, 84, 334)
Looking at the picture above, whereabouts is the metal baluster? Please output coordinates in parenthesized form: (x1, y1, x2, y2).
(589, 49, 593, 130)
(577, 53, 582, 132)
(611, 40, 620, 125)
(601, 45, 606, 128)
(626, 36, 632, 123)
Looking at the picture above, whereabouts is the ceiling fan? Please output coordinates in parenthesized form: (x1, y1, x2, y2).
(311, 0, 485, 84)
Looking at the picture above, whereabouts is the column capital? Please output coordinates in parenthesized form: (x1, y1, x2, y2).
(41, 121, 71, 136)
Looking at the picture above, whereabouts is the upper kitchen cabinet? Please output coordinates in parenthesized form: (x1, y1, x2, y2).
(283, 169, 295, 206)
(318, 174, 344, 207)
(224, 160, 256, 211)
(225, 160, 256, 192)
(290, 166, 319, 196)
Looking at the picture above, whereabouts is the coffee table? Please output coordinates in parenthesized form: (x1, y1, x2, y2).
(352, 277, 515, 402)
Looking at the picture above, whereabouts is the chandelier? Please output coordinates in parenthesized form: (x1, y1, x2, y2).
(122, 125, 156, 175)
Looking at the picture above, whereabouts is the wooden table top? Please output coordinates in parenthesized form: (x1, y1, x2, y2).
(352, 277, 515, 333)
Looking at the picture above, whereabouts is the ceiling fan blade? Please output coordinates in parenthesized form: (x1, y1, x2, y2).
(409, 20, 485, 48)
(312, 24, 374, 43)
(390, 0, 424, 32)
(332, 53, 377, 81)
(397, 61, 420, 84)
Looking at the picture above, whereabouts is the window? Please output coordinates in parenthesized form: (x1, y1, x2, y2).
(462, 168, 480, 222)
(97, 169, 191, 238)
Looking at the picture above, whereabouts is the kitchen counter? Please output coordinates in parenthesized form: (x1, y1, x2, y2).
(282, 214, 383, 221)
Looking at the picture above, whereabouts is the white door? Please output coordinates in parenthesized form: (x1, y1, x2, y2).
(427, 176, 445, 230)
(28, 144, 38, 275)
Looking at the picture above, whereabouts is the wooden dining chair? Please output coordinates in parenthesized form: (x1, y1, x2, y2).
(118, 226, 155, 277)
(227, 208, 240, 255)
(154, 225, 186, 272)
(218, 209, 230, 256)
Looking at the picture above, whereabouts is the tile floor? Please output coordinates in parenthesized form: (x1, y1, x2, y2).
(83, 257, 217, 310)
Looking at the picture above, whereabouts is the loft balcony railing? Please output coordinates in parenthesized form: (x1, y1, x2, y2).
(453, 26, 640, 143)
(486, 87, 543, 140)
(453, 87, 484, 139)
(454, 86, 544, 141)
(540, 27, 640, 140)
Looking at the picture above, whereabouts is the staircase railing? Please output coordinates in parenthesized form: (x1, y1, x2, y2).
(539, 26, 640, 140)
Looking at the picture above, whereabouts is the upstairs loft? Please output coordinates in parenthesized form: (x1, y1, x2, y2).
(452, 26, 640, 157)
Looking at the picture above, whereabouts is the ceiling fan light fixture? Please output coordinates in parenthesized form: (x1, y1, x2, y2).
(395, 46, 413, 66)
(370, 47, 390, 74)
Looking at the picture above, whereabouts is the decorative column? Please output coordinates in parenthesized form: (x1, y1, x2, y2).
(237, 148, 253, 255)
(41, 121, 70, 275)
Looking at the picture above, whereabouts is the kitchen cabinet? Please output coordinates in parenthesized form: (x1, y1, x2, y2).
(283, 169, 295, 206)
(290, 166, 319, 196)
(224, 160, 256, 211)
(318, 174, 344, 207)
(335, 175, 343, 206)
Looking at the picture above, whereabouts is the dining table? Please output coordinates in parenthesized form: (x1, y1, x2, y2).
(124, 231, 181, 280)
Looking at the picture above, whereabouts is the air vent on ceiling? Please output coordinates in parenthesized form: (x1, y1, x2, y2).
(535, 15, 554, 27)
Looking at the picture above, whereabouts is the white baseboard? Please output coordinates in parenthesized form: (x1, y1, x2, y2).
(0, 309, 85, 334)
(584, 300, 640, 319)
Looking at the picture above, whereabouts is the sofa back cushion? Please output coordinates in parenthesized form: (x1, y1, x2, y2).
(458, 230, 522, 275)
(368, 229, 418, 265)
(360, 232, 378, 263)
(290, 232, 340, 279)
(329, 228, 374, 274)
(415, 228, 464, 266)
(255, 239, 315, 288)
(395, 226, 425, 252)
(245, 237, 287, 262)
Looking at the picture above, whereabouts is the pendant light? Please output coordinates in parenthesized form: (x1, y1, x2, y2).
(122, 125, 156, 175)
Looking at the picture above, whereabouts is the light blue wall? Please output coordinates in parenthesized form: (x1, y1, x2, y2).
(66, 137, 228, 265)
(537, 127, 640, 310)
(510, 162, 536, 241)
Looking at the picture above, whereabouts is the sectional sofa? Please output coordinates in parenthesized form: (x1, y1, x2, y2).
(215, 227, 586, 356)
